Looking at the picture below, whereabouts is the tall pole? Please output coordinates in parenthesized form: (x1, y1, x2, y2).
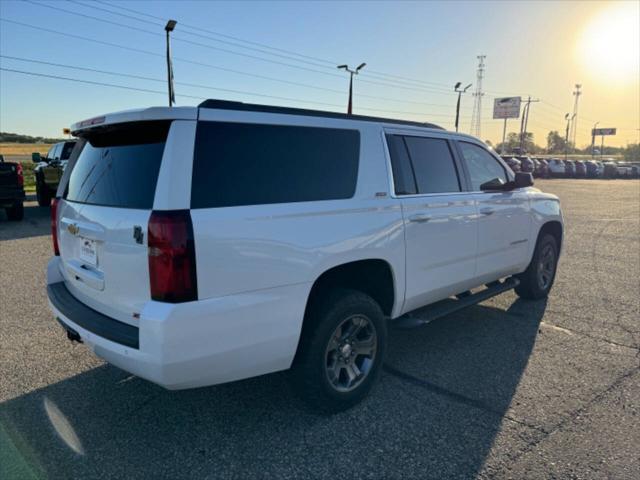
(591, 121, 599, 158)
(501, 118, 507, 153)
(564, 113, 571, 161)
(164, 20, 177, 107)
(519, 96, 539, 153)
(337, 63, 366, 115)
(347, 72, 354, 115)
(570, 84, 582, 150)
(519, 97, 530, 152)
(454, 82, 471, 132)
(470, 55, 486, 137)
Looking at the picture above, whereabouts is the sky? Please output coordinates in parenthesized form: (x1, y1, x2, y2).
(1, 0, 638, 147)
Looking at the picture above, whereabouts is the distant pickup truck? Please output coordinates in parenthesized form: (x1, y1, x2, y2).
(32, 141, 76, 207)
(0, 154, 26, 221)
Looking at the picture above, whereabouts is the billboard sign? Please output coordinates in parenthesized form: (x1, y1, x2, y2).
(493, 97, 521, 119)
(592, 128, 616, 136)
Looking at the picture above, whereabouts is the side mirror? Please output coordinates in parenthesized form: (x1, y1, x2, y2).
(514, 172, 534, 188)
(32, 152, 42, 163)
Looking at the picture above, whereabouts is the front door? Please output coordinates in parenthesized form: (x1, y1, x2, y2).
(456, 141, 532, 281)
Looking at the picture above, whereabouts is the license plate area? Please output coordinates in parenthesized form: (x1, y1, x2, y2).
(79, 237, 98, 266)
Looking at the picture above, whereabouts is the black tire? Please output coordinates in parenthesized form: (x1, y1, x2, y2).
(291, 289, 387, 413)
(6, 201, 24, 221)
(515, 233, 559, 300)
(36, 179, 51, 207)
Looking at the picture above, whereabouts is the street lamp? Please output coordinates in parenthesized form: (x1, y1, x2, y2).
(591, 121, 599, 158)
(454, 82, 472, 132)
(337, 63, 366, 114)
(165, 19, 177, 107)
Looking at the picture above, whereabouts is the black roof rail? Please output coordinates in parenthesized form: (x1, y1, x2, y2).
(197, 99, 444, 130)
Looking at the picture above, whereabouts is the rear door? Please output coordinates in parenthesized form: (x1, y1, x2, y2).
(456, 140, 531, 281)
(386, 132, 478, 313)
(57, 121, 172, 325)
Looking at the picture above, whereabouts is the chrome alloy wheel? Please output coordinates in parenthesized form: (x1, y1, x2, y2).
(537, 243, 556, 291)
(324, 314, 377, 393)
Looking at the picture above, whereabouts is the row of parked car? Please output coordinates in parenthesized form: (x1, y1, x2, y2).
(502, 155, 640, 178)
(501, 155, 640, 179)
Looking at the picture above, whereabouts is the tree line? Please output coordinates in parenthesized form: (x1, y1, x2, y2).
(0, 132, 66, 144)
(492, 131, 639, 162)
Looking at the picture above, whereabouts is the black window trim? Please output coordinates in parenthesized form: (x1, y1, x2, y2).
(453, 140, 512, 193)
(384, 131, 468, 197)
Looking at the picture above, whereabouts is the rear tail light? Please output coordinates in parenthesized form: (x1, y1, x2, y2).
(51, 198, 60, 255)
(148, 210, 198, 303)
(16, 163, 24, 186)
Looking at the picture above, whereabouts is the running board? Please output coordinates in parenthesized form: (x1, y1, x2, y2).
(392, 277, 520, 329)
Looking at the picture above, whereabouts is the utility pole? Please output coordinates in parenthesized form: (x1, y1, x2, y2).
(337, 63, 366, 114)
(564, 113, 574, 161)
(164, 20, 177, 107)
(570, 84, 582, 149)
(518, 96, 539, 153)
(454, 82, 472, 132)
(470, 55, 486, 137)
(591, 121, 599, 158)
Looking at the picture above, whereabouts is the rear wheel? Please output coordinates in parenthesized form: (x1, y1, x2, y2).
(5, 201, 24, 221)
(36, 179, 51, 207)
(291, 289, 387, 413)
(515, 233, 558, 300)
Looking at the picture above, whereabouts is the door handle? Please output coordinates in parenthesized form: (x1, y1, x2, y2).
(480, 208, 495, 216)
(408, 214, 431, 223)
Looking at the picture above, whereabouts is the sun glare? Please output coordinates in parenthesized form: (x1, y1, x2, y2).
(577, 2, 640, 83)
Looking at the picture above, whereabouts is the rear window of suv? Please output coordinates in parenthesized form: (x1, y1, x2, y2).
(191, 122, 360, 208)
(64, 121, 170, 209)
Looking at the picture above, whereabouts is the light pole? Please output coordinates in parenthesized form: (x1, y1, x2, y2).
(454, 82, 472, 132)
(337, 63, 366, 114)
(165, 19, 177, 107)
(591, 121, 599, 158)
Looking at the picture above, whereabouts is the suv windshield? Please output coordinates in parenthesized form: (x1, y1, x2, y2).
(64, 121, 170, 209)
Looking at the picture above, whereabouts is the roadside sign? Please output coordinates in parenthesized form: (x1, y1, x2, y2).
(493, 97, 521, 119)
(592, 128, 616, 136)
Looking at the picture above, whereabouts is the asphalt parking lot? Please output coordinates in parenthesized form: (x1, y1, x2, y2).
(1, 179, 638, 480)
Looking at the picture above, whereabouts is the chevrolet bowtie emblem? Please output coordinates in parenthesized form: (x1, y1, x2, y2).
(67, 223, 79, 235)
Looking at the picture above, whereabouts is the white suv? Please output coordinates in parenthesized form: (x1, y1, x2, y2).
(47, 100, 563, 411)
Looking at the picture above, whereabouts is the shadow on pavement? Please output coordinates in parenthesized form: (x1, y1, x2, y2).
(0, 196, 51, 241)
(0, 298, 546, 479)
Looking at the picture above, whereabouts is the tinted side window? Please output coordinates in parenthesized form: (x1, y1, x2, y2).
(386, 134, 416, 195)
(458, 142, 507, 191)
(191, 122, 360, 208)
(64, 122, 170, 209)
(60, 142, 76, 160)
(403, 136, 460, 194)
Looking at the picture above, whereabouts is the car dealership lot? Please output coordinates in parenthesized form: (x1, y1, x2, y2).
(1, 179, 638, 479)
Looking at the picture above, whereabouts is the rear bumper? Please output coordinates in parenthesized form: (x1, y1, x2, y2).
(46, 257, 309, 390)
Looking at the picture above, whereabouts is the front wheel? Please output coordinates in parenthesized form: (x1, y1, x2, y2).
(291, 289, 387, 413)
(6, 201, 24, 221)
(515, 233, 559, 300)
